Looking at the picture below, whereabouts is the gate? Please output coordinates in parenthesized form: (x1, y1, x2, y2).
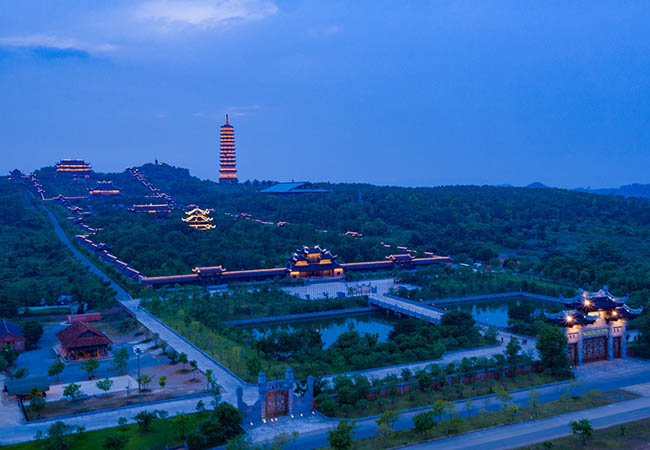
(568, 343, 578, 366)
(265, 390, 289, 418)
(583, 336, 607, 363)
(613, 336, 622, 358)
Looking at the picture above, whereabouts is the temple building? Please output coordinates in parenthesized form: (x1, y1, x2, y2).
(89, 180, 121, 196)
(8, 169, 26, 181)
(288, 245, 344, 279)
(129, 204, 172, 215)
(219, 114, 238, 184)
(56, 320, 112, 360)
(55, 159, 91, 178)
(182, 207, 216, 230)
(545, 286, 642, 365)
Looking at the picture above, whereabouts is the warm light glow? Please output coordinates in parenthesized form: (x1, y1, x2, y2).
(566, 315, 573, 323)
(584, 299, 591, 306)
(612, 311, 618, 317)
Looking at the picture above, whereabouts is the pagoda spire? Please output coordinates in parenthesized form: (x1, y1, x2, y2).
(225, 114, 229, 125)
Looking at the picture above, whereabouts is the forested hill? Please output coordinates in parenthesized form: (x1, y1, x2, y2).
(574, 183, 650, 199)
(62, 162, 650, 306)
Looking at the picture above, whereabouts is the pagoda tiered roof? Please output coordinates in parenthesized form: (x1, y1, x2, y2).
(546, 286, 642, 327)
(56, 159, 91, 176)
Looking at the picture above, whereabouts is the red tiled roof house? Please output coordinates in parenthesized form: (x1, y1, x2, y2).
(0, 321, 25, 351)
(56, 321, 112, 360)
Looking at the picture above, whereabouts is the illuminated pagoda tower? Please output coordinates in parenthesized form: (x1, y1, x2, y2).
(55, 159, 91, 178)
(89, 180, 121, 196)
(219, 114, 238, 184)
(182, 207, 216, 230)
(287, 245, 344, 279)
(545, 286, 642, 366)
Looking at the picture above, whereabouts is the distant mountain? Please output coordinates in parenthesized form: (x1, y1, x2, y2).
(526, 182, 550, 189)
(574, 183, 650, 199)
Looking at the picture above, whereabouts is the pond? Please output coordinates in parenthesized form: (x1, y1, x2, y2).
(439, 296, 565, 328)
(245, 312, 398, 349)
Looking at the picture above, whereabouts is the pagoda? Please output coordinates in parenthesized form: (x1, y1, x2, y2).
(89, 180, 121, 196)
(55, 159, 91, 178)
(182, 207, 215, 230)
(545, 286, 642, 365)
(287, 245, 343, 279)
(219, 115, 238, 184)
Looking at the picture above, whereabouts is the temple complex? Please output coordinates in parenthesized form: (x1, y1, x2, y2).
(288, 245, 344, 279)
(55, 159, 91, 178)
(140, 244, 450, 287)
(219, 114, 238, 184)
(545, 286, 642, 365)
(130, 204, 172, 215)
(89, 180, 121, 196)
(182, 207, 215, 230)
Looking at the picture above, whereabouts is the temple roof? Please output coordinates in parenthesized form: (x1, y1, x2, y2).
(0, 320, 23, 339)
(56, 321, 112, 349)
(544, 310, 598, 327)
(89, 180, 120, 193)
(609, 305, 643, 321)
(192, 265, 226, 275)
(565, 286, 627, 312)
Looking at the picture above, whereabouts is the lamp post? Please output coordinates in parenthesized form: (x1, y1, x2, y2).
(133, 346, 143, 393)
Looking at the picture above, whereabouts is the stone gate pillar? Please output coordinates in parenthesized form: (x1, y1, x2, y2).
(258, 372, 267, 421)
(577, 328, 584, 366)
(622, 323, 628, 358)
(285, 368, 295, 416)
(607, 323, 614, 360)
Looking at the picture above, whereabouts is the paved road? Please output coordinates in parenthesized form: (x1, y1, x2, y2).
(43, 206, 132, 302)
(282, 362, 650, 450)
(402, 396, 650, 449)
(119, 299, 256, 405)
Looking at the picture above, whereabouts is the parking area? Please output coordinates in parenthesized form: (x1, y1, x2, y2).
(282, 278, 417, 300)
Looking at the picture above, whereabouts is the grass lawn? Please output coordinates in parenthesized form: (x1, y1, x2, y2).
(5, 411, 213, 450)
(318, 389, 637, 450)
(518, 415, 650, 449)
(333, 371, 565, 419)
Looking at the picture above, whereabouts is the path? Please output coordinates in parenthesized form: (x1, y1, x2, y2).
(42, 206, 132, 302)
(119, 299, 256, 404)
(369, 294, 444, 323)
(402, 396, 650, 449)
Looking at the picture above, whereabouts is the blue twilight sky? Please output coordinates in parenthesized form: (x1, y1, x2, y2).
(1, 1, 650, 188)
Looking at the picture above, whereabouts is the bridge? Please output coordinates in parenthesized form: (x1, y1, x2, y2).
(369, 294, 444, 324)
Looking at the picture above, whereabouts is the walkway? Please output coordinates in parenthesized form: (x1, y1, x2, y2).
(119, 299, 256, 404)
(369, 294, 443, 323)
(402, 396, 650, 449)
(43, 206, 132, 302)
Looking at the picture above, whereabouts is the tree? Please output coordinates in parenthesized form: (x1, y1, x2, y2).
(375, 410, 400, 439)
(81, 358, 99, 379)
(178, 352, 189, 370)
(46, 421, 72, 450)
(103, 434, 129, 450)
(112, 347, 129, 374)
(158, 375, 167, 391)
(134, 410, 164, 431)
(246, 356, 262, 379)
(14, 367, 29, 379)
(167, 348, 179, 364)
(48, 361, 65, 382)
(96, 378, 114, 394)
(413, 411, 435, 438)
(327, 420, 357, 450)
(138, 374, 153, 391)
(117, 417, 128, 429)
(504, 337, 521, 366)
(63, 383, 82, 401)
(159, 340, 168, 355)
(22, 321, 43, 349)
(190, 360, 198, 380)
(196, 400, 205, 412)
(528, 389, 540, 418)
(29, 388, 46, 419)
(570, 418, 593, 445)
(172, 413, 193, 441)
(536, 322, 570, 376)
(205, 369, 214, 391)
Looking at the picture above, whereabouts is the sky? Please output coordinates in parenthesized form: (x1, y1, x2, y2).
(1, 1, 650, 189)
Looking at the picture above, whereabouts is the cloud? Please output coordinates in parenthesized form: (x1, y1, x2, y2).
(0, 34, 116, 53)
(135, 0, 278, 29)
(228, 104, 260, 116)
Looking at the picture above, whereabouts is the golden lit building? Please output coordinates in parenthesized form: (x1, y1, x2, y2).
(89, 180, 121, 196)
(56, 159, 91, 178)
(182, 208, 216, 230)
(219, 114, 238, 184)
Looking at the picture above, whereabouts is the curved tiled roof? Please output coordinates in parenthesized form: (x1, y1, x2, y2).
(56, 321, 112, 349)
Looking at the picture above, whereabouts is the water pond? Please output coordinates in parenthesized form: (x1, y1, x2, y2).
(438, 296, 564, 328)
(245, 312, 398, 349)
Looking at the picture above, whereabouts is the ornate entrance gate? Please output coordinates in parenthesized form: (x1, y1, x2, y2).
(583, 336, 607, 363)
(265, 390, 289, 418)
(613, 336, 622, 358)
(568, 343, 578, 366)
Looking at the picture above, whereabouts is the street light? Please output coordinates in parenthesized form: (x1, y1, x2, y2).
(133, 346, 144, 393)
